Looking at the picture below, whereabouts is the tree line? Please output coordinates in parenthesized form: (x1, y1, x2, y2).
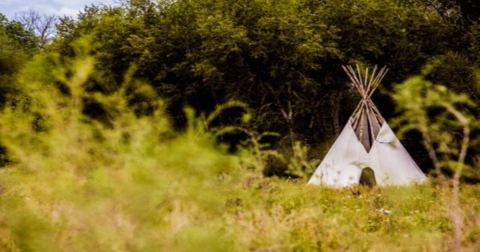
(1, 0, 480, 176)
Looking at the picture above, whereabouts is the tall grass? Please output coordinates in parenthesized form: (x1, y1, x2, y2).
(0, 48, 477, 251)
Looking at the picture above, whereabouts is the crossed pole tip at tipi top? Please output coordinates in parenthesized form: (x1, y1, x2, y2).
(342, 64, 389, 152)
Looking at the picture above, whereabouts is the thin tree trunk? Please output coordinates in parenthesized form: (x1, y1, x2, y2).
(330, 91, 342, 137)
(446, 105, 470, 252)
(262, 81, 298, 157)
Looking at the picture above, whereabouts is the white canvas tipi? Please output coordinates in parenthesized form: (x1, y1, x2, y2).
(308, 65, 427, 187)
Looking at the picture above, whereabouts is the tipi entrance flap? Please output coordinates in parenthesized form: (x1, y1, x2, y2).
(359, 167, 377, 187)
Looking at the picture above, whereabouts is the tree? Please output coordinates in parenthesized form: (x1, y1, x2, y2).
(435, 0, 480, 24)
(0, 13, 37, 104)
(46, 0, 473, 174)
(14, 10, 58, 49)
(0, 14, 38, 52)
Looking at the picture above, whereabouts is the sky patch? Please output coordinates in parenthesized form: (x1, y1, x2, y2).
(0, 0, 117, 20)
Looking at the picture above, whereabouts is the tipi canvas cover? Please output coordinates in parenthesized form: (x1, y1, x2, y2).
(308, 66, 427, 187)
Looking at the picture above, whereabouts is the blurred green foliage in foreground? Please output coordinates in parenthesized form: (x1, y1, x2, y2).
(0, 41, 477, 252)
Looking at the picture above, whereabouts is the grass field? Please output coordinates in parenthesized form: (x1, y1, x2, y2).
(0, 55, 478, 252)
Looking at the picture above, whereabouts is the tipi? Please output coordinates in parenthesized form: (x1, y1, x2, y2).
(308, 65, 427, 187)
